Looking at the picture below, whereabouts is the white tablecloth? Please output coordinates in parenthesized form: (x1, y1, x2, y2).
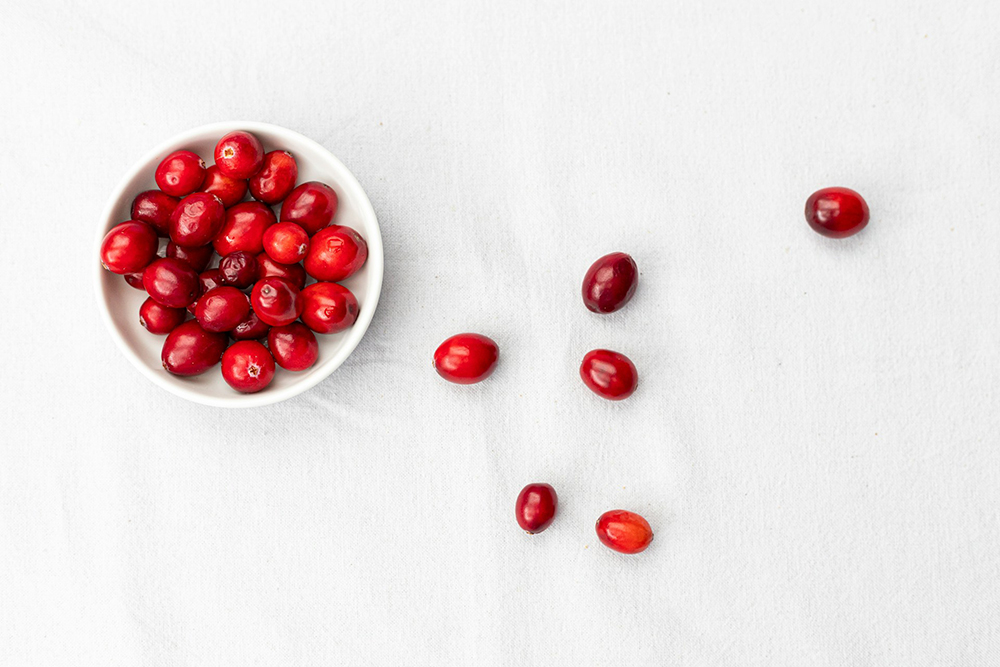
(2, 1, 998, 664)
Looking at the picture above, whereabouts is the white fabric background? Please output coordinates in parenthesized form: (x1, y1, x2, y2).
(1, 1, 998, 665)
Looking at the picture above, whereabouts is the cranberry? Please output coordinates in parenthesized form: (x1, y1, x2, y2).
(580, 349, 638, 401)
(169, 192, 226, 248)
(130, 190, 179, 236)
(262, 222, 310, 265)
(154, 150, 206, 197)
(124, 271, 146, 290)
(188, 269, 224, 314)
(256, 253, 306, 290)
(248, 150, 298, 204)
(166, 241, 214, 272)
(267, 322, 319, 371)
(433, 333, 499, 385)
(200, 164, 248, 207)
(213, 201, 276, 256)
(582, 252, 638, 314)
(221, 340, 276, 393)
(515, 483, 558, 534)
(139, 297, 186, 335)
(214, 131, 264, 179)
(161, 320, 227, 376)
(595, 510, 653, 554)
(805, 187, 870, 238)
(100, 221, 158, 274)
(250, 277, 303, 327)
(304, 225, 368, 282)
(300, 282, 358, 334)
(231, 310, 271, 341)
(194, 286, 250, 332)
(279, 181, 338, 235)
(218, 251, 259, 288)
(142, 257, 200, 308)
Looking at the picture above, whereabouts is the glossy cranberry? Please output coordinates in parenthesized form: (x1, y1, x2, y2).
(218, 251, 259, 288)
(214, 131, 264, 179)
(582, 252, 638, 314)
(304, 225, 368, 282)
(124, 271, 146, 290)
(231, 310, 271, 341)
(169, 192, 226, 247)
(161, 321, 228, 376)
(300, 282, 358, 334)
(580, 349, 638, 401)
(194, 286, 250, 332)
(263, 222, 310, 265)
(213, 201, 276, 256)
(251, 277, 303, 327)
(515, 483, 558, 534)
(595, 510, 653, 554)
(200, 164, 248, 207)
(188, 269, 224, 314)
(805, 187, 870, 238)
(221, 341, 276, 393)
(142, 257, 200, 308)
(248, 150, 298, 204)
(100, 221, 158, 274)
(166, 241, 214, 272)
(267, 323, 319, 371)
(130, 190, 179, 236)
(139, 297, 186, 335)
(256, 253, 307, 290)
(279, 181, 338, 235)
(433, 333, 499, 385)
(154, 150, 206, 197)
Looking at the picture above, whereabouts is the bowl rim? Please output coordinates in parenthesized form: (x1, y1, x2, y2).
(93, 121, 384, 408)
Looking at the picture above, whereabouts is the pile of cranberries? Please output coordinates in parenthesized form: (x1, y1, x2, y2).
(100, 130, 368, 394)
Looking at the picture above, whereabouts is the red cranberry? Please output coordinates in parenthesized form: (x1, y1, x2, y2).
(130, 190, 179, 236)
(218, 251, 259, 288)
(142, 257, 200, 308)
(515, 483, 558, 534)
(250, 277, 303, 327)
(580, 349, 638, 401)
(169, 192, 226, 247)
(248, 150, 298, 204)
(433, 333, 499, 385)
(213, 201, 276, 256)
(194, 286, 250, 332)
(303, 225, 368, 282)
(188, 269, 224, 314)
(231, 310, 271, 341)
(805, 187, 870, 238)
(166, 241, 214, 272)
(256, 253, 306, 290)
(300, 282, 358, 334)
(139, 297, 186, 335)
(595, 510, 653, 554)
(267, 323, 319, 371)
(582, 252, 638, 314)
(262, 222, 310, 265)
(161, 321, 228, 376)
(154, 150, 206, 197)
(214, 131, 264, 179)
(124, 271, 146, 290)
(100, 221, 158, 274)
(221, 340, 276, 393)
(200, 164, 248, 207)
(279, 181, 338, 235)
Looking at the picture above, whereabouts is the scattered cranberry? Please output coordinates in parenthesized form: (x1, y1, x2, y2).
(279, 181, 338, 235)
(300, 282, 358, 334)
(263, 222, 310, 265)
(200, 164, 248, 207)
(231, 310, 271, 341)
(248, 150, 298, 204)
(218, 251, 259, 288)
(580, 349, 638, 401)
(595, 510, 653, 554)
(256, 253, 306, 290)
(582, 252, 638, 314)
(142, 257, 200, 308)
(124, 271, 146, 290)
(250, 277, 303, 327)
(100, 221, 159, 274)
(214, 131, 265, 179)
(139, 297, 186, 335)
(166, 241, 214, 272)
(169, 192, 226, 248)
(154, 150, 206, 197)
(188, 269, 224, 314)
(213, 201, 276, 256)
(515, 483, 558, 534)
(195, 286, 251, 332)
(221, 340, 276, 393)
(130, 190, 179, 236)
(805, 187, 870, 238)
(304, 225, 368, 282)
(161, 320, 228, 376)
(267, 322, 319, 371)
(433, 333, 499, 385)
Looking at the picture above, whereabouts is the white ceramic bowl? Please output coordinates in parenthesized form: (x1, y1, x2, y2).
(94, 122, 383, 408)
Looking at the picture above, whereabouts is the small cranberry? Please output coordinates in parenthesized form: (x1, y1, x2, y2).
(221, 340, 276, 393)
(279, 181, 338, 235)
(250, 277, 303, 327)
(262, 222, 310, 265)
(214, 131, 265, 179)
(433, 333, 499, 385)
(515, 483, 558, 534)
(303, 225, 368, 282)
(100, 221, 159, 274)
(200, 164, 248, 207)
(194, 286, 251, 332)
(218, 251, 259, 288)
(130, 190, 180, 236)
(805, 187, 870, 238)
(139, 297, 186, 335)
(248, 150, 298, 204)
(161, 321, 228, 376)
(142, 257, 200, 308)
(300, 282, 358, 334)
(595, 510, 653, 554)
(582, 252, 638, 314)
(267, 322, 319, 371)
(154, 150, 206, 197)
(169, 192, 226, 248)
(580, 349, 638, 401)
(213, 201, 276, 256)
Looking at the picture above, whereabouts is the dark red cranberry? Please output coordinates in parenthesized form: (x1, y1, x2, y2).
(218, 251, 259, 288)
(124, 271, 146, 290)
(805, 187, 870, 238)
(169, 192, 226, 247)
(221, 340, 275, 393)
(154, 150, 206, 197)
(515, 483, 558, 534)
(279, 181, 338, 235)
(582, 252, 638, 314)
(130, 190, 180, 236)
(256, 253, 306, 290)
(139, 297, 186, 335)
(166, 241, 214, 272)
(433, 333, 499, 385)
(100, 221, 158, 274)
(214, 131, 264, 179)
(595, 510, 653, 554)
(200, 164, 248, 207)
(188, 269, 224, 314)
(194, 286, 251, 332)
(250, 277, 303, 327)
(248, 150, 297, 204)
(263, 222, 310, 265)
(142, 257, 200, 308)
(303, 225, 368, 282)
(161, 321, 228, 376)
(231, 310, 271, 341)
(580, 349, 637, 401)
(267, 323, 319, 371)
(213, 201, 276, 256)
(300, 282, 358, 334)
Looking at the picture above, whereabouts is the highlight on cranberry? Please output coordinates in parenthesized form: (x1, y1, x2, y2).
(433, 333, 499, 385)
(595, 510, 653, 554)
(515, 483, 558, 534)
(805, 186, 870, 238)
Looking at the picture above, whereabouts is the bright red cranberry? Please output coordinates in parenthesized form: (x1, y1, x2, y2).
(256, 253, 306, 290)
(166, 241, 214, 272)
(300, 282, 358, 334)
(130, 190, 180, 236)
(433, 333, 499, 385)
(596, 510, 653, 554)
(267, 323, 319, 371)
(142, 257, 200, 308)
(214, 131, 264, 179)
(100, 221, 158, 274)
(231, 310, 271, 341)
(194, 286, 250, 332)
(218, 251, 259, 288)
(200, 164, 248, 207)
(279, 181, 338, 235)
(515, 483, 558, 534)
(221, 340, 276, 393)
(250, 277, 303, 327)
(805, 187, 870, 238)
(580, 349, 638, 401)
(304, 225, 368, 282)
(582, 252, 638, 314)
(169, 192, 226, 247)
(124, 271, 146, 290)
(263, 222, 310, 265)
(248, 150, 297, 204)
(213, 201, 276, 256)
(154, 150, 206, 197)
(139, 297, 186, 335)
(188, 269, 224, 314)
(161, 321, 228, 376)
